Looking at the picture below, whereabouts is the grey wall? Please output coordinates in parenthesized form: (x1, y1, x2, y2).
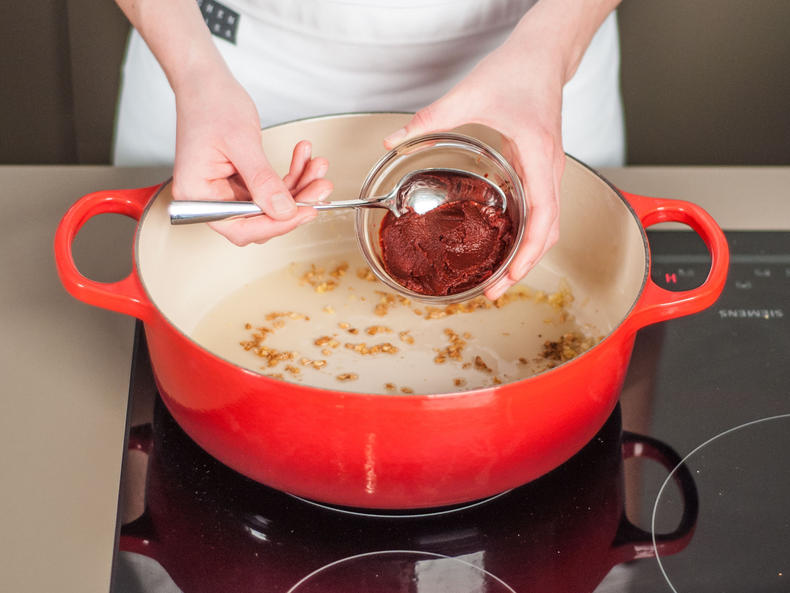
(1, 0, 128, 165)
(2, 0, 789, 165)
(618, 0, 790, 164)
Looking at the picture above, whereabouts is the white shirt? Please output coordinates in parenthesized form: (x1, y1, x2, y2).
(113, 0, 624, 168)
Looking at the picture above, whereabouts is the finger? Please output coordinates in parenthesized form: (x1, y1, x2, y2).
(246, 209, 317, 244)
(528, 164, 562, 266)
(209, 206, 318, 246)
(208, 177, 332, 245)
(484, 275, 513, 302)
(227, 135, 297, 220)
(506, 143, 560, 284)
(293, 157, 329, 195)
(282, 141, 313, 191)
(532, 151, 564, 260)
(542, 151, 565, 253)
(508, 197, 556, 283)
(294, 177, 333, 205)
(226, 173, 252, 201)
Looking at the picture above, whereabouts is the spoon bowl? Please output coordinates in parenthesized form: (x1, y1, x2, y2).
(167, 168, 506, 225)
(391, 168, 507, 216)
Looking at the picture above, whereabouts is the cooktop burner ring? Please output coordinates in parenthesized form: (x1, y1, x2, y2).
(652, 413, 790, 593)
(285, 550, 518, 593)
(287, 489, 514, 518)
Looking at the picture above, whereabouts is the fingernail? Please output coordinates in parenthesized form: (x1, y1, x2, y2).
(487, 285, 507, 302)
(384, 128, 407, 146)
(318, 189, 332, 202)
(270, 193, 296, 216)
(486, 277, 509, 301)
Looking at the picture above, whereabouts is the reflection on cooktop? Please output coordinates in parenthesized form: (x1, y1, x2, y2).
(115, 391, 695, 593)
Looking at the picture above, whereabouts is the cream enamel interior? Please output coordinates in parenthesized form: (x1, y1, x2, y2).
(136, 113, 647, 382)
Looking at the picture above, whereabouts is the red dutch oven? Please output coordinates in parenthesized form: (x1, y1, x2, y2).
(55, 113, 728, 509)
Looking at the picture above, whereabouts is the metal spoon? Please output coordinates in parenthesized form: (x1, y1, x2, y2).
(168, 168, 507, 225)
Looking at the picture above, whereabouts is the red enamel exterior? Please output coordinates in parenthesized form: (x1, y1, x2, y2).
(54, 180, 729, 509)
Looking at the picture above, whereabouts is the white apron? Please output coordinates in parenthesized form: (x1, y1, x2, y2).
(113, 0, 624, 168)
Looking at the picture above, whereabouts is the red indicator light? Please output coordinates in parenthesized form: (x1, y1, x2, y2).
(665, 272, 678, 284)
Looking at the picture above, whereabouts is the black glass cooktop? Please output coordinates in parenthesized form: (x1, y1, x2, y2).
(110, 231, 790, 593)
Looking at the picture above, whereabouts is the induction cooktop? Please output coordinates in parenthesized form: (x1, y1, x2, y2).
(110, 231, 790, 593)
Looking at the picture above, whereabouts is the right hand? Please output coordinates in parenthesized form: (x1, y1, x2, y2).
(172, 71, 333, 245)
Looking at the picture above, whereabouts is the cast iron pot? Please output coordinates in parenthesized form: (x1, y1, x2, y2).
(55, 113, 728, 509)
(120, 400, 697, 593)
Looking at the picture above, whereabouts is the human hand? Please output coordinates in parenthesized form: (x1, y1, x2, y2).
(384, 49, 564, 300)
(172, 72, 332, 245)
(383, 23, 569, 300)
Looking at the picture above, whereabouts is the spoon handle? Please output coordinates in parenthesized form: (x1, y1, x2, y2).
(169, 199, 383, 225)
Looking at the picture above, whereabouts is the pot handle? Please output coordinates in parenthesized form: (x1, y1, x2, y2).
(54, 186, 161, 322)
(119, 423, 160, 559)
(609, 431, 698, 565)
(620, 192, 729, 332)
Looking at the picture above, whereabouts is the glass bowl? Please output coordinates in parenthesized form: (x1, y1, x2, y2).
(355, 132, 527, 304)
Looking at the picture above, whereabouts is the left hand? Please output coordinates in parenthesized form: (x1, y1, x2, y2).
(383, 14, 570, 300)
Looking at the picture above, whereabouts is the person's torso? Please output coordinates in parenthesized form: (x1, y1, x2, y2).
(219, 0, 536, 118)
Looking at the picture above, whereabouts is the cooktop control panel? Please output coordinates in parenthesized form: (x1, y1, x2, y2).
(648, 230, 787, 316)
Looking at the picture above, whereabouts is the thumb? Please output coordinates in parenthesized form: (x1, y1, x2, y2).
(383, 98, 465, 149)
(228, 138, 297, 220)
